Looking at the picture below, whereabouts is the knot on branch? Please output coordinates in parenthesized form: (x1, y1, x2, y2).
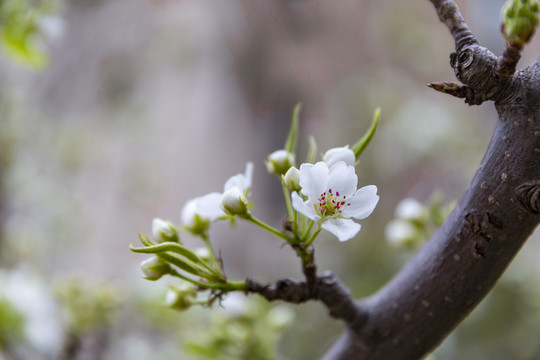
(516, 182, 540, 213)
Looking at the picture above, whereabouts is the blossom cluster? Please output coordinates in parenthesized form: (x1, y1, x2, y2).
(131, 105, 381, 310)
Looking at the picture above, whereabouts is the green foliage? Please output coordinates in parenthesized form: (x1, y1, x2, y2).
(0, 0, 60, 69)
(184, 297, 293, 360)
(0, 296, 25, 349)
(55, 277, 120, 337)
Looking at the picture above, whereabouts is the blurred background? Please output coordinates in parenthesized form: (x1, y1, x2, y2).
(1, 0, 540, 359)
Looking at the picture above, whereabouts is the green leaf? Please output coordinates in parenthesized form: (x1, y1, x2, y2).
(0, 28, 48, 69)
(284, 103, 301, 154)
(138, 233, 153, 247)
(352, 107, 380, 159)
(305, 135, 317, 164)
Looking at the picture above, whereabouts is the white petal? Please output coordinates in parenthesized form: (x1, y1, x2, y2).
(323, 146, 355, 168)
(321, 218, 361, 242)
(299, 162, 328, 199)
(195, 192, 225, 221)
(342, 185, 379, 220)
(327, 162, 357, 197)
(224, 162, 254, 193)
(291, 191, 318, 220)
(181, 192, 224, 226)
(181, 199, 198, 227)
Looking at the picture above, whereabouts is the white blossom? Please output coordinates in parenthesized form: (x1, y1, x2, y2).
(181, 162, 254, 229)
(181, 192, 224, 234)
(291, 161, 379, 241)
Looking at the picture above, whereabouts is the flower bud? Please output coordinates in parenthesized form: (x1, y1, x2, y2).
(165, 283, 197, 311)
(282, 166, 301, 191)
(141, 256, 171, 280)
(221, 188, 249, 216)
(265, 150, 295, 175)
(502, 0, 539, 46)
(323, 146, 355, 168)
(152, 218, 179, 243)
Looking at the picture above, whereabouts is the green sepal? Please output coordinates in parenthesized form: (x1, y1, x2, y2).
(130, 243, 209, 279)
(352, 107, 380, 159)
(138, 233, 153, 247)
(131, 241, 221, 277)
(305, 135, 317, 164)
(284, 103, 301, 155)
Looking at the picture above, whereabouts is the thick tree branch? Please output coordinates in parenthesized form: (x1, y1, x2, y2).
(322, 1, 540, 359)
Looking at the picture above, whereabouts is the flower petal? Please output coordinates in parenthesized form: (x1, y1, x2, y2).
(341, 185, 379, 220)
(181, 192, 224, 226)
(299, 162, 328, 199)
(321, 218, 361, 242)
(323, 145, 355, 168)
(291, 191, 318, 221)
(194, 192, 225, 221)
(327, 161, 357, 197)
(224, 162, 254, 193)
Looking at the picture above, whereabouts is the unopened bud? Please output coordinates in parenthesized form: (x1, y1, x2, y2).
(282, 166, 301, 191)
(152, 218, 179, 243)
(266, 149, 295, 175)
(141, 256, 171, 280)
(502, 0, 539, 46)
(221, 188, 249, 216)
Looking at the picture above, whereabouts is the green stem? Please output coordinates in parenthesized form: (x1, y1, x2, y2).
(169, 268, 246, 291)
(305, 225, 322, 248)
(246, 215, 294, 243)
(282, 185, 298, 238)
(302, 220, 315, 242)
(201, 233, 222, 274)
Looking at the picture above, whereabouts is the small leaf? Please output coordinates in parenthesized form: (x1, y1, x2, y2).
(352, 107, 380, 159)
(284, 102, 301, 155)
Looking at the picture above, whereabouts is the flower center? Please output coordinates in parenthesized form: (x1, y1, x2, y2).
(316, 188, 350, 218)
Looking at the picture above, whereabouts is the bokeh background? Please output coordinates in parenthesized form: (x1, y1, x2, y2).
(2, 0, 540, 359)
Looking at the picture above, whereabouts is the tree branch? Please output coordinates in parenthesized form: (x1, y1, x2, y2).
(322, 1, 540, 359)
(429, 0, 478, 52)
(246, 271, 367, 328)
